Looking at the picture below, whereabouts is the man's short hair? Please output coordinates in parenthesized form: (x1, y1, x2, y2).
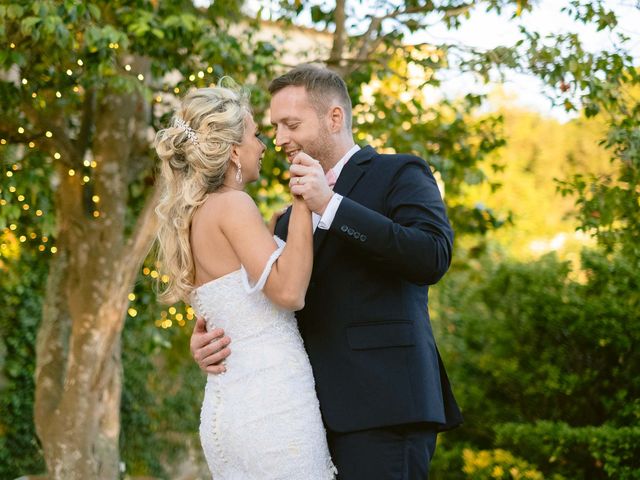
(269, 64, 353, 130)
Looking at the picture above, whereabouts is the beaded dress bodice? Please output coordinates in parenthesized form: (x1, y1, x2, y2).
(191, 237, 336, 480)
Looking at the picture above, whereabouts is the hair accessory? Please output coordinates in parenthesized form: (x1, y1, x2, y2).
(174, 117, 199, 145)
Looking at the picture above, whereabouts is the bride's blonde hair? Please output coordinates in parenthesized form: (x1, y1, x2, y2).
(154, 84, 250, 304)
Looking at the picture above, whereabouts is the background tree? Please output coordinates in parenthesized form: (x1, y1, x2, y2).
(0, 1, 278, 477)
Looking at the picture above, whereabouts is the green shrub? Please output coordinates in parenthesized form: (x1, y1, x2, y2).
(495, 421, 640, 480)
(461, 448, 550, 480)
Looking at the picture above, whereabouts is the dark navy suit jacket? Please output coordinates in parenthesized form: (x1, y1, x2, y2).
(275, 145, 462, 433)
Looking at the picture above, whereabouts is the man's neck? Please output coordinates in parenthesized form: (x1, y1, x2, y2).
(321, 138, 356, 172)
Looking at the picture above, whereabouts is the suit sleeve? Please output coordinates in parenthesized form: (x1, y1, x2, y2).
(329, 157, 453, 285)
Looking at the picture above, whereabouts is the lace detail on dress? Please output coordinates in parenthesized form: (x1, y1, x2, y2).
(240, 235, 286, 294)
(191, 235, 336, 480)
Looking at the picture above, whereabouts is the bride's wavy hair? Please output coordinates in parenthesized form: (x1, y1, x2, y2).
(154, 82, 250, 304)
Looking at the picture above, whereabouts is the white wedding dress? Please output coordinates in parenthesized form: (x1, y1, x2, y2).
(191, 237, 337, 480)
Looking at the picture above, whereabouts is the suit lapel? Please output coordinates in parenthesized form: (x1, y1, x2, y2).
(312, 146, 374, 256)
(274, 207, 292, 241)
(276, 146, 377, 256)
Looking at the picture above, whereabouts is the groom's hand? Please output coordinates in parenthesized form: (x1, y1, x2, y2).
(289, 152, 332, 214)
(190, 316, 231, 374)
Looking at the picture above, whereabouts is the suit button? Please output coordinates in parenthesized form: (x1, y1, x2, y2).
(360, 234, 367, 242)
(347, 228, 354, 236)
(353, 232, 360, 239)
(341, 225, 348, 233)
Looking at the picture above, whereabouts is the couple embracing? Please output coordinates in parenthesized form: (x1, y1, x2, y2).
(154, 64, 462, 480)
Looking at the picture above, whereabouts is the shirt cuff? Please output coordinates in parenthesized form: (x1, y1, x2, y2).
(317, 193, 343, 230)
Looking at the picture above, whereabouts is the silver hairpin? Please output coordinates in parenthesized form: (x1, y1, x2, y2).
(174, 117, 199, 145)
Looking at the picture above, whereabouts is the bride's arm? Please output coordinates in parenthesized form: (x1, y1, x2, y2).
(219, 190, 312, 310)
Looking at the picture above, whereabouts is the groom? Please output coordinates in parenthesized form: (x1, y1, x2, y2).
(191, 64, 462, 478)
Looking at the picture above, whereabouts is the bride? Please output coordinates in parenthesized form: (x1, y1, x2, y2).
(154, 84, 336, 479)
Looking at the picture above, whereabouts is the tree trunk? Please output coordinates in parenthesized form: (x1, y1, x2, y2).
(34, 87, 158, 479)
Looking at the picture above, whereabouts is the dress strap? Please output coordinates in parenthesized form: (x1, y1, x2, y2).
(240, 235, 286, 294)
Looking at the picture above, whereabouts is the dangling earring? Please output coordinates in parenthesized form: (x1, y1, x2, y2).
(235, 162, 243, 183)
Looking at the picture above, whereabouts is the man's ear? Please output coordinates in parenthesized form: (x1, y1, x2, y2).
(328, 105, 345, 133)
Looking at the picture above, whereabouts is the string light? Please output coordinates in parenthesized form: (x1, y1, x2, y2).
(31, 92, 37, 98)
(168, 306, 176, 315)
(54, 152, 61, 159)
(9, 224, 17, 230)
(42, 236, 48, 243)
(19, 235, 26, 242)
(143, 267, 150, 275)
(124, 64, 131, 71)
(207, 66, 213, 73)
(128, 308, 137, 317)
(83, 159, 91, 167)
(22, 204, 29, 210)
(18, 127, 24, 134)
(83, 175, 90, 182)
(9, 186, 16, 192)
(197, 71, 204, 79)
(174, 87, 180, 94)
(50, 247, 57, 253)
(6, 171, 12, 177)
(90, 161, 97, 168)
(188, 74, 195, 81)
(10, 43, 15, 48)
(1, 139, 6, 144)
(36, 209, 43, 216)
(56, 91, 62, 98)
(150, 270, 159, 278)
(93, 211, 100, 217)
(137, 74, 144, 81)
(28, 142, 35, 148)
(128, 293, 136, 301)
(21, 78, 28, 85)
(66, 69, 72, 76)
(77, 59, 83, 66)
(17, 195, 24, 201)
(38, 245, 45, 252)
(45, 131, 52, 138)
(68, 169, 75, 176)
(92, 195, 100, 203)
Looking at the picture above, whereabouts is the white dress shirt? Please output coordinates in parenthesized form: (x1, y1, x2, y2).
(313, 145, 361, 231)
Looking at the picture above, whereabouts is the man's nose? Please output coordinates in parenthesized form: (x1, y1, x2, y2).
(275, 130, 288, 147)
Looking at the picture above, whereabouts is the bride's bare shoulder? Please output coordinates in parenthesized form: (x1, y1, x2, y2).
(197, 190, 261, 226)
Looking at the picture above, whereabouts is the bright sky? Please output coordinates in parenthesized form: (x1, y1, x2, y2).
(196, 0, 640, 121)
(413, 0, 640, 120)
